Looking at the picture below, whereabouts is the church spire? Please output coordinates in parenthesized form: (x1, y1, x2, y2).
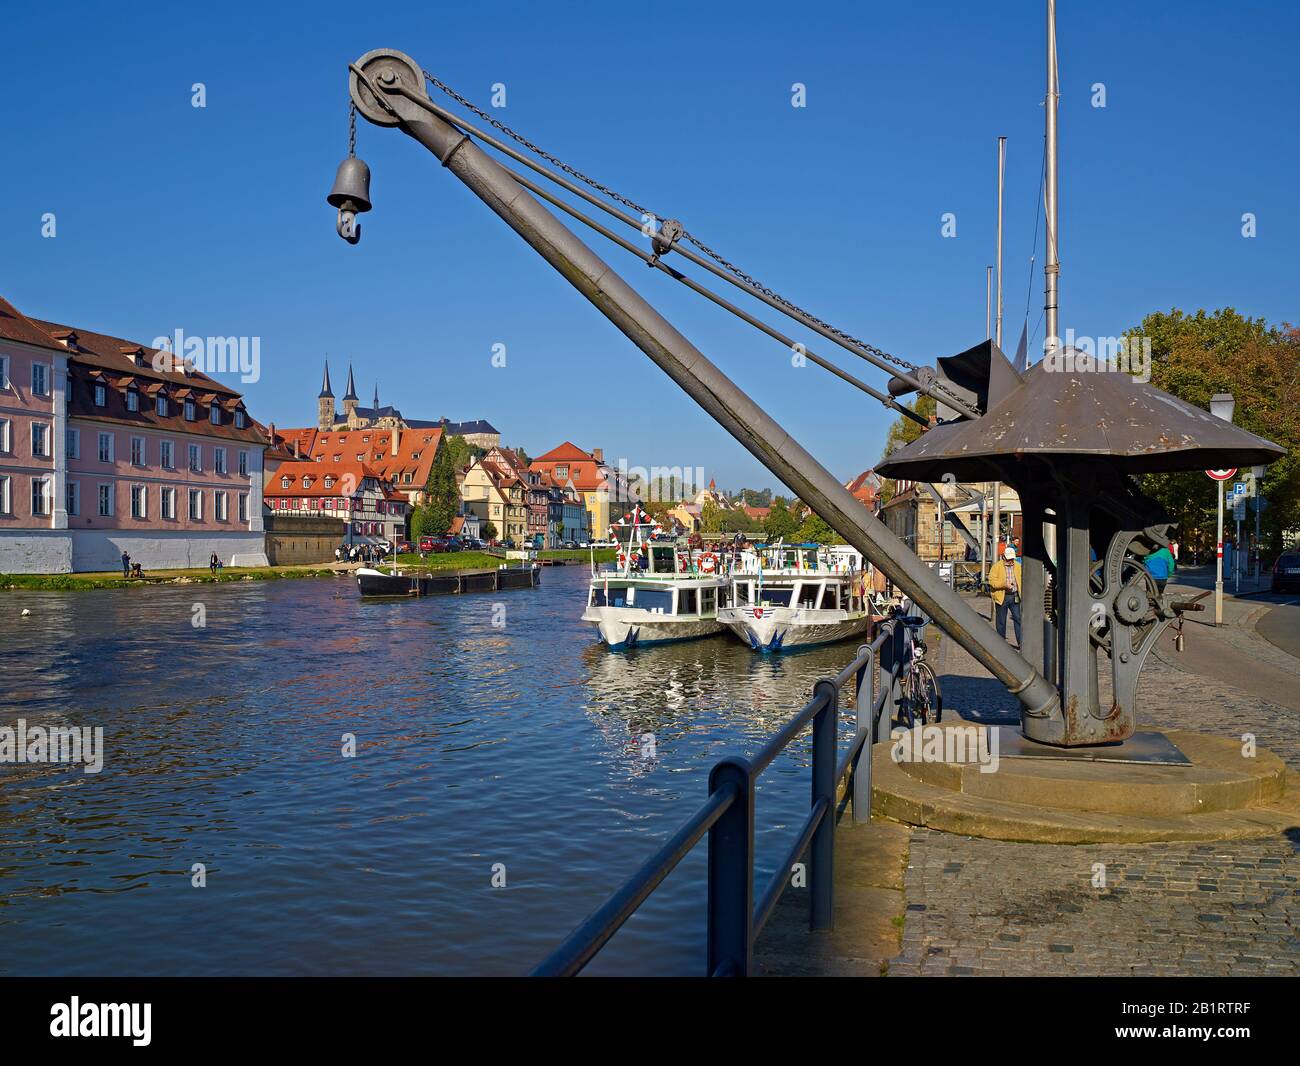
(343, 363, 359, 402)
(319, 358, 333, 398)
(373, 382, 379, 410)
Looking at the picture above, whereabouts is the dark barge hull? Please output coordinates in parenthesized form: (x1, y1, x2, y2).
(356, 566, 541, 597)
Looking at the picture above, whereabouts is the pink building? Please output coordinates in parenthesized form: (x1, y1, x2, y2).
(0, 295, 271, 573)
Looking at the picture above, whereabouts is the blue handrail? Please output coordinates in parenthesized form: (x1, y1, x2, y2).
(531, 618, 905, 976)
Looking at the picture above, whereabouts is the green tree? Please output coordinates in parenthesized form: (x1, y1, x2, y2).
(417, 436, 461, 537)
(763, 500, 799, 540)
(482, 521, 498, 541)
(700, 499, 722, 533)
(796, 513, 844, 545)
(1129, 309, 1299, 556)
(883, 393, 935, 457)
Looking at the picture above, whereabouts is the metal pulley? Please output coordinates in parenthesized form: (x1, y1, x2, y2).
(328, 156, 373, 244)
(649, 218, 683, 262)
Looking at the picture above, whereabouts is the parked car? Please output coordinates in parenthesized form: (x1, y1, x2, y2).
(396, 540, 413, 554)
(461, 537, 483, 551)
(1272, 551, 1300, 593)
(418, 536, 436, 552)
(563, 539, 578, 550)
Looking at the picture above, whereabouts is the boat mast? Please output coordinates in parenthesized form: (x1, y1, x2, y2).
(1044, 0, 1060, 353)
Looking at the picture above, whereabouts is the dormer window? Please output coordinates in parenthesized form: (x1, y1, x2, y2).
(324, 477, 334, 489)
(210, 402, 221, 425)
(303, 476, 313, 489)
(156, 394, 168, 416)
(126, 389, 140, 412)
(94, 383, 107, 407)
(184, 399, 196, 421)
(281, 476, 290, 489)
(234, 408, 247, 429)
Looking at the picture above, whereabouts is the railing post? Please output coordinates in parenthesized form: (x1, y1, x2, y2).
(810, 679, 837, 932)
(853, 644, 874, 824)
(707, 756, 753, 976)
(879, 621, 899, 732)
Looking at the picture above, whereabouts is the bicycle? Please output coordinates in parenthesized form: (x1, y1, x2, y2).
(890, 608, 943, 728)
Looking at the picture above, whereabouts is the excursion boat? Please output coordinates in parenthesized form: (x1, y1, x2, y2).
(581, 505, 731, 648)
(718, 542, 878, 652)
(356, 560, 540, 597)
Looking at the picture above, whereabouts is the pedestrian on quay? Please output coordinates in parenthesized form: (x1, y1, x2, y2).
(335, 547, 342, 563)
(121, 550, 131, 577)
(1145, 543, 1175, 594)
(210, 552, 218, 575)
(988, 544, 1023, 647)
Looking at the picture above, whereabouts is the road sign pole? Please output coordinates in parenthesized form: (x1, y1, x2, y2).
(1235, 515, 1241, 594)
(1215, 478, 1224, 625)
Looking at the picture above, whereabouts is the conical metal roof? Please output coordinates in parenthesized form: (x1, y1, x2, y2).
(343, 363, 359, 402)
(319, 359, 333, 398)
(877, 348, 1284, 482)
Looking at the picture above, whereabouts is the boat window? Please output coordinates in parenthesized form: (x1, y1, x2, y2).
(797, 583, 820, 609)
(736, 581, 750, 605)
(758, 587, 792, 607)
(821, 585, 839, 610)
(594, 586, 633, 607)
(701, 588, 715, 613)
(635, 588, 673, 613)
(678, 588, 697, 615)
(651, 546, 675, 573)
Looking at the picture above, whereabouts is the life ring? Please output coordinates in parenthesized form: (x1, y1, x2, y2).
(700, 553, 718, 573)
(678, 554, 690, 573)
(617, 551, 627, 567)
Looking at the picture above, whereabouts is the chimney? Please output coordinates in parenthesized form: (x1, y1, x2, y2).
(391, 426, 400, 457)
(269, 421, 276, 444)
(592, 447, 604, 462)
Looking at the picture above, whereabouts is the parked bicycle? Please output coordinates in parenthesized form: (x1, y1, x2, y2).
(889, 607, 942, 727)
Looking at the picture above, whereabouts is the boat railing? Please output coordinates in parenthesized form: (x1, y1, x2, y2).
(531, 618, 908, 977)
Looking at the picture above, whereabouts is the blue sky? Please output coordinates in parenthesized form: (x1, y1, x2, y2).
(6, 0, 1296, 493)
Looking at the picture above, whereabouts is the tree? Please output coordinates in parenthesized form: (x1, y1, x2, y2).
(882, 393, 935, 457)
(796, 512, 844, 545)
(416, 435, 461, 537)
(763, 500, 799, 540)
(700, 499, 723, 533)
(482, 521, 498, 541)
(1129, 309, 1299, 556)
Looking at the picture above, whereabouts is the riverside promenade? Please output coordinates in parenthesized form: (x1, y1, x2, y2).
(756, 568, 1300, 976)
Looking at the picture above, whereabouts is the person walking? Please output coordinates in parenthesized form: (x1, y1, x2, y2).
(209, 552, 218, 575)
(1145, 543, 1176, 594)
(988, 545, 1023, 647)
(121, 550, 131, 577)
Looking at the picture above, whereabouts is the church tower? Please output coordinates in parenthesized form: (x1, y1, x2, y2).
(342, 364, 360, 426)
(318, 359, 336, 430)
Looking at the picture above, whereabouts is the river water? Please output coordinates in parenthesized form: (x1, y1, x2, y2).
(0, 566, 865, 976)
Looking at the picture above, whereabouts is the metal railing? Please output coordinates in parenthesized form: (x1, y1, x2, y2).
(531, 618, 912, 977)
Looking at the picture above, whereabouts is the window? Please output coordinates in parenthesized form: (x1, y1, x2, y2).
(556, 465, 568, 479)
(324, 476, 333, 489)
(214, 448, 226, 474)
(188, 489, 203, 521)
(31, 423, 50, 457)
(31, 477, 51, 516)
(820, 585, 839, 610)
(31, 364, 49, 396)
(0, 417, 9, 452)
(94, 383, 107, 407)
(281, 476, 290, 489)
(234, 408, 247, 429)
(161, 487, 176, 520)
(238, 450, 248, 476)
(130, 436, 145, 466)
(0, 356, 8, 389)
(215, 491, 228, 522)
(210, 402, 221, 425)
(184, 399, 196, 421)
(66, 428, 79, 459)
(98, 432, 114, 463)
(131, 484, 147, 519)
(0, 475, 9, 514)
(302, 475, 312, 489)
(126, 389, 140, 412)
(678, 588, 698, 615)
(156, 394, 169, 416)
(159, 440, 173, 469)
(189, 444, 202, 472)
(238, 493, 248, 523)
(97, 483, 113, 517)
(66, 481, 79, 516)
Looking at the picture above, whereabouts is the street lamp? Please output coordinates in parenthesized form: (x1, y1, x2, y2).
(1209, 392, 1235, 624)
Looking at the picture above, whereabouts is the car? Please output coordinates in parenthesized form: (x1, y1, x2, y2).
(418, 536, 436, 552)
(1271, 551, 1300, 593)
(396, 540, 413, 554)
(563, 539, 578, 550)
(462, 537, 483, 551)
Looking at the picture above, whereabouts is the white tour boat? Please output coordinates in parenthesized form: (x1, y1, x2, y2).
(582, 506, 731, 649)
(718, 541, 879, 652)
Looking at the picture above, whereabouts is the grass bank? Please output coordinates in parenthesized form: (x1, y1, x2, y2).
(1, 565, 343, 591)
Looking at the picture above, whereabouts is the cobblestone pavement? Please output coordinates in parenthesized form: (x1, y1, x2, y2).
(888, 608, 1300, 977)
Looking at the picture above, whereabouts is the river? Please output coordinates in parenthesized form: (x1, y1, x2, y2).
(0, 565, 864, 976)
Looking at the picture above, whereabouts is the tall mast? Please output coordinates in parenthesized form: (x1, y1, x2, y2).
(1044, 0, 1060, 352)
(996, 136, 1006, 349)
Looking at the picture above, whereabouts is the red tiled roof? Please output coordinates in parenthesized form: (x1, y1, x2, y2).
(0, 296, 65, 352)
(533, 441, 596, 463)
